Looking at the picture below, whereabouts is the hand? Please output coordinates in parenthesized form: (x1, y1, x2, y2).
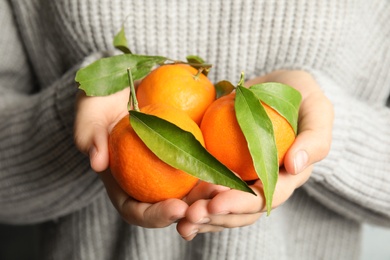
(245, 70, 334, 174)
(100, 169, 189, 228)
(176, 167, 311, 240)
(74, 88, 130, 172)
(176, 70, 334, 240)
(74, 88, 188, 227)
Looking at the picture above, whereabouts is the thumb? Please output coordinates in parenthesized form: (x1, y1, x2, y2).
(284, 92, 334, 175)
(284, 129, 331, 175)
(88, 124, 110, 173)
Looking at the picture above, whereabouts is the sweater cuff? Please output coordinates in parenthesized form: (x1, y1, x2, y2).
(301, 69, 390, 225)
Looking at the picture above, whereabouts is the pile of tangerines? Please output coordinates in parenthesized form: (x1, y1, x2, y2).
(108, 63, 295, 203)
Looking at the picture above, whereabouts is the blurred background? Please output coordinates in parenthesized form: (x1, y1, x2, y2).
(361, 224, 390, 260)
(0, 222, 389, 259)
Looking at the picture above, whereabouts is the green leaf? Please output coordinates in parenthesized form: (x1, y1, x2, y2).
(130, 110, 255, 195)
(214, 80, 235, 99)
(249, 82, 302, 134)
(186, 55, 205, 64)
(75, 54, 167, 96)
(113, 26, 132, 54)
(185, 55, 211, 76)
(235, 86, 279, 215)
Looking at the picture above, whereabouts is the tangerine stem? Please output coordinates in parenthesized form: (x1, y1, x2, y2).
(127, 68, 139, 112)
(238, 71, 245, 87)
(194, 67, 204, 80)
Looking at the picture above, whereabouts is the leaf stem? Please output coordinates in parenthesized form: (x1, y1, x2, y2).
(127, 68, 139, 112)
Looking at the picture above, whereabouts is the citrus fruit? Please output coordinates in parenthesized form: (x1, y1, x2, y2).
(200, 93, 295, 181)
(136, 64, 216, 125)
(109, 103, 203, 203)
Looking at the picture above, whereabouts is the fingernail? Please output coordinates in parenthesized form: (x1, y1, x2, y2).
(294, 150, 308, 174)
(216, 211, 230, 215)
(196, 217, 210, 224)
(183, 229, 199, 238)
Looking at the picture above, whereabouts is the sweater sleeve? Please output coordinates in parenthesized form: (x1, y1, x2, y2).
(302, 70, 390, 227)
(0, 0, 104, 224)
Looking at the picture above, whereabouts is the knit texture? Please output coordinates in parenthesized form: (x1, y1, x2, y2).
(1, 0, 390, 259)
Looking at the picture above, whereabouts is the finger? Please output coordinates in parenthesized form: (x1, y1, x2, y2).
(284, 90, 334, 174)
(183, 199, 211, 223)
(183, 181, 230, 205)
(271, 166, 312, 208)
(88, 124, 109, 172)
(206, 183, 264, 215)
(177, 169, 311, 240)
(177, 212, 261, 240)
(202, 212, 262, 228)
(99, 169, 133, 213)
(177, 218, 225, 241)
(182, 183, 263, 224)
(136, 199, 189, 228)
(100, 170, 188, 228)
(204, 167, 311, 217)
(184, 190, 263, 224)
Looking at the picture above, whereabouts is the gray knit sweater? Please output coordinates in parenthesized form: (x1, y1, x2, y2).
(1, 0, 390, 259)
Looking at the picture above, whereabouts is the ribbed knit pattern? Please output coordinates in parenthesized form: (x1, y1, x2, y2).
(1, 0, 390, 259)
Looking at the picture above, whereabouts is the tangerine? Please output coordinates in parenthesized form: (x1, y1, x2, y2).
(109, 103, 203, 203)
(200, 93, 295, 181)
(136, 64, 216, 125)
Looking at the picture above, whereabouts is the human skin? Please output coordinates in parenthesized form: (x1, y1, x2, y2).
(177, 70, 334, 240)
(74, 70, 334, 238)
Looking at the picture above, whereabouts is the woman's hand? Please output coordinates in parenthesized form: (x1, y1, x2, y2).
(177, 167, 311, 240)
(246, 70, 334, 175)
(74, 87, 188, 228)
(100, 169, 189, 228)
(176, 70, 334, 240)
(74, 87, 130, 172)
